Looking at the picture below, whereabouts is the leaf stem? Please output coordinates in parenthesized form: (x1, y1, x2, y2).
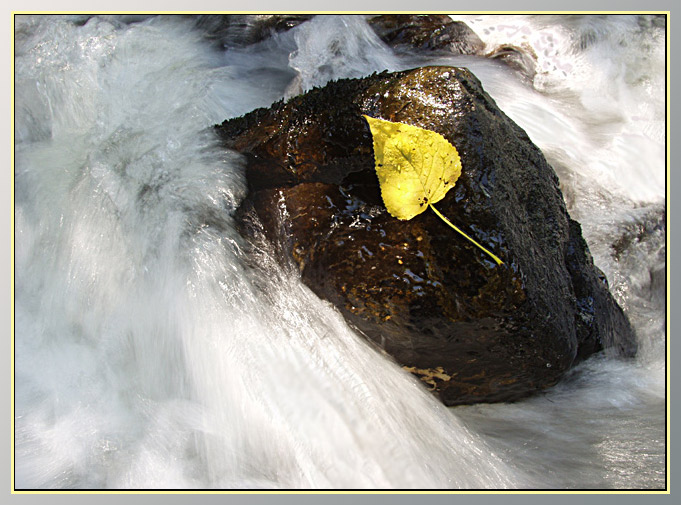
(429, 204, 503, 266)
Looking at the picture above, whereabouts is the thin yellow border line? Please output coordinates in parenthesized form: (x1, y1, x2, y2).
(9, 11, 670, 495)
(666, 9, 671, 496)
(9, 490, 672, 495)
(10, 10, 673, 15)
(10, 12, 16, 497)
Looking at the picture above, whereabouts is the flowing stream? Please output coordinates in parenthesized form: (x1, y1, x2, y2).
(13, 14, 666, 489)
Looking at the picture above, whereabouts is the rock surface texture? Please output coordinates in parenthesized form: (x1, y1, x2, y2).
(215, 66, 636, 406)
(367, 14, 485, 54)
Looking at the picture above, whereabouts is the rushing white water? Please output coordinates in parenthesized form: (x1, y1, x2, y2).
(13, 14, 666, 489)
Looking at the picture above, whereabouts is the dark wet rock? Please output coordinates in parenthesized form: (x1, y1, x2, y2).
(487, 44, 538, 81)
(192, 14, 314, 48)
(368, 14, 484, 54)
(611, 205, 667, 311)
(216, 66, 636, 405)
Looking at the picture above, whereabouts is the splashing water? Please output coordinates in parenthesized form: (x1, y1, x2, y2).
(13, 14, 666, 489)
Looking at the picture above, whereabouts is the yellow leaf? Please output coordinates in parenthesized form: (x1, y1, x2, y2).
(363, 115, 461, 220)
(364, 115, 503, 266)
